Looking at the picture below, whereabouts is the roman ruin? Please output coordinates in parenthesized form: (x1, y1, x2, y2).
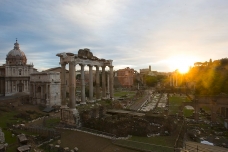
(56, 48, 114, 126)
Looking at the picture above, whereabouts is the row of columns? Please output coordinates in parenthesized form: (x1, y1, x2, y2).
(61, 62, 114, 109)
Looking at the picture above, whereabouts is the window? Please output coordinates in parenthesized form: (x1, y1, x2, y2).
(19, 70, 22, 75)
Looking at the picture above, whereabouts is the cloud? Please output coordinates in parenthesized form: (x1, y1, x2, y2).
(0, 0, 228, 72)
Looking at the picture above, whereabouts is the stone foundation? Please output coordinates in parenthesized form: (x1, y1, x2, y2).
(61, 108, 80, 127)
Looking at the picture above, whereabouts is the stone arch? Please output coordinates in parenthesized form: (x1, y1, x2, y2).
(37, 86, 41, 92)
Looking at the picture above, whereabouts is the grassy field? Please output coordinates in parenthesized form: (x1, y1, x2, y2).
(0, 110, 19, 152)
(183, 109, 194, 117)
(113, 138, 174, 152)
(0, 104, 47, 152)
(113, 135, 177, 152)
(114, 91, 136, 98)
(169, 95, 192, 115)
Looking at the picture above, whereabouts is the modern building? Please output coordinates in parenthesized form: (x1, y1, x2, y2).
(0, 40, 37, 96)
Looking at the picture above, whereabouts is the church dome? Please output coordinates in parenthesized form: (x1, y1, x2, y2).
(6, 40, 27, 65)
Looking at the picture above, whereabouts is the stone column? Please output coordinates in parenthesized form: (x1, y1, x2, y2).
(11, 80, 13, 93)
(172, 75, 174, 86)
(40, 85, 43, 102)
(27, 80, 29, 92)
(88, 65, 94, 102)
(102, 66, 106, 99)
(5, 81, 7, 93)
(61, 63, 67, 108)
(176, 73, 178, 86)
(33, 84, 35, 97)
(95, 66, 100, 100)
(109, 66, 114, 99)
(46, 83, 49, 107)
(169, 75, 172, 86)
(107, 72, 110, 98)
(80, 64, 86, 104)
(69, 62, 76, 108)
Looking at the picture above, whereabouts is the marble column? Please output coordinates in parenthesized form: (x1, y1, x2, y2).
(109, 66, 114, 99)
(61, 63, 67, 107)
(88, 65, 94, 102)
(40, 85, 43, 102)
(80, 64, 86, 104)
(33, 83, 36, 98)
(169, 75, 172, 86)
(5, 81, 7, 93)
(46, 83, 49, 106)
(69, 62, 76, 108)
(27, 80, 29, 92)
(102, 66, 106, 99)
(107, 72, 110, 98)
(95, 66, 100, 100)
(11, 81, 13, 93)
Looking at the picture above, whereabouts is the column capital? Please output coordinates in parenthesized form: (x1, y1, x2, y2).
(109, 65, 114, 68)
(79, 64, 85, 67)
(60, 62, 67, 66)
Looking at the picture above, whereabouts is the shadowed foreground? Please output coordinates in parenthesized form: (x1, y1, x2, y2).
(58, 129, 138, 152)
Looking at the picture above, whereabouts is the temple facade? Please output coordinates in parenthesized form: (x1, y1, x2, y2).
(0, 40, 37, 96)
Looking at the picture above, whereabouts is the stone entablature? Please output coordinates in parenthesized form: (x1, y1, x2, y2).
(30, 72, 61, 107)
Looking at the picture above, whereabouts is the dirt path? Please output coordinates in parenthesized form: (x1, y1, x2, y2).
(58, 129, 139, 152)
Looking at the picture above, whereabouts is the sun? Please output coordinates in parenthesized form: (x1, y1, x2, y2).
(167, 55, 196, 73)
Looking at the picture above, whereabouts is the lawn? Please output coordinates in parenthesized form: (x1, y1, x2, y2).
(183, 109, 194, 117)
(114, 91, 136, 98)
(0, 111, 19, 152)
(113, 136, 175, 152)
(169, 95, 192, 115)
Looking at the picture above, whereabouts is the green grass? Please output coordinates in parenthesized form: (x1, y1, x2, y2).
(129, 136, 175, 146)
(169, 95, 193, 115)
(169, 96, 183, 115)
(44, 118, 60, 128)
(0, 111, 19, 152)
(114, 91, 136, 98)
(113, 136, 174, 152)
(183, 109, 194, 117)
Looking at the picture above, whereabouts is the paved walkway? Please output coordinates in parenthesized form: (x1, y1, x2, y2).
(185, 141, 228, 152)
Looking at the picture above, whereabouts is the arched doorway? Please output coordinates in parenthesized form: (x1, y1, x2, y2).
(18, 83, 23, 92)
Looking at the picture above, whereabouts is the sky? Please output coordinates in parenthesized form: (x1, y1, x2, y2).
(0, 0, 228, 72)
